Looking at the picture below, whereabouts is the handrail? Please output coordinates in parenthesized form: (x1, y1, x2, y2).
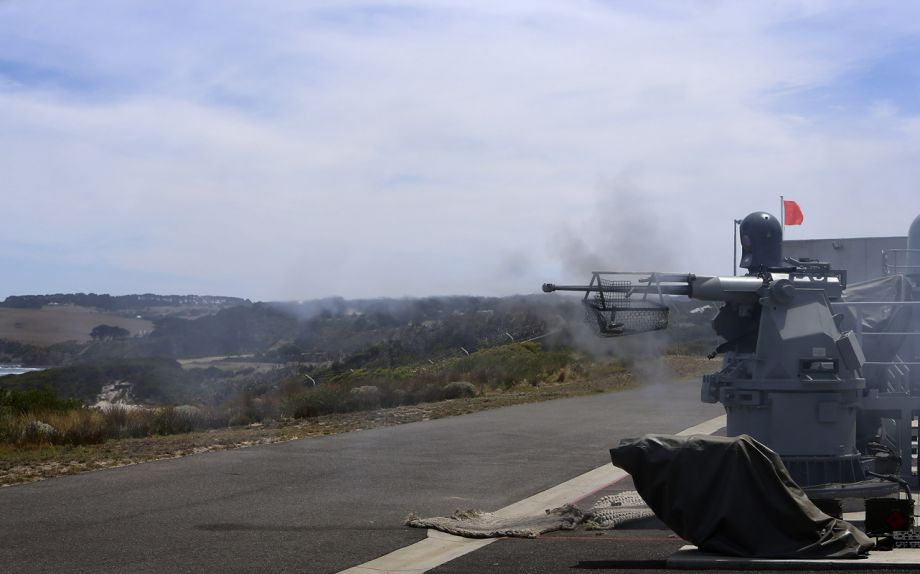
(831, 301, 920, 306)
(862, 333, 920, 336)
(881, 248, 920, 276)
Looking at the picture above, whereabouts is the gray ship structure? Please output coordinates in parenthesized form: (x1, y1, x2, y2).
(544, 212, 920, 499)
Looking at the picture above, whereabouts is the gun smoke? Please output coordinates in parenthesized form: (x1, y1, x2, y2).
(547, 179, 694, 383)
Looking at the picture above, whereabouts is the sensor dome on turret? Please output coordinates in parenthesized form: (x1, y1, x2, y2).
(739, 211, 782, 273)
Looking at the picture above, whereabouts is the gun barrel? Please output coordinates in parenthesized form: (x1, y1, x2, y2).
(543, 283, 589, 292)
(542, 282, 691, 296)
(543, 275, 765, 303)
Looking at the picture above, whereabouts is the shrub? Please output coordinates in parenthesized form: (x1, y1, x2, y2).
(152, 406, 195, 435)
(441, 381, 476, 399)
(19, 420, 60, 444)
(223, 389, 278, 426)
(13, 410, 108, 446)
(283, 384, 351, 419)
(387, 388, 408, 407)
(0, 387, 81, 414)
(54, 410, 107, 445)
(97, 404, 209, 438)
(349, 385, 381, 410)
(101, 404, 131, 436)
(123, 409, 155, 438)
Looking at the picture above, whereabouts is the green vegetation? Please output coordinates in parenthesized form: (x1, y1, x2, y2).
(1, 406, 235, 447)
(145, 303, 298, 358)
(3, 358, 198, 404)
(280, 295, 555, 366)
(0, 341, 587, 446)
(1, 387, 82, 414)
(90, 324, 130, 341)
(1, 292, 719, 367)
(280, 342, 583, 419)
(0, 338, 76, 366)
(0, 291, 719, 456)
(0, 354, 716, 486)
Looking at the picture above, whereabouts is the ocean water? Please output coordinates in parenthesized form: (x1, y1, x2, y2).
(0, 366, 44, 377)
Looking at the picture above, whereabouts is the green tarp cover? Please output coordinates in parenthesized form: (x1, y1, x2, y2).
(610, 434, 874, 559)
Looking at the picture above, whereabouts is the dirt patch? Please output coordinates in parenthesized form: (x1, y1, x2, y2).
(0, 355, 715, 487)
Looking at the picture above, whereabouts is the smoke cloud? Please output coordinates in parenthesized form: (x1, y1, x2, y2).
(552, 174, 684, 278)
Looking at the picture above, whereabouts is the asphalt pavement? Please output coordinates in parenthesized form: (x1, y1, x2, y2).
(15, 375, 909, 574)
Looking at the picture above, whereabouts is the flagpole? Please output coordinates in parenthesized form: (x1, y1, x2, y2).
(780, 195, 785, 232)
(733, 219, 741, 276)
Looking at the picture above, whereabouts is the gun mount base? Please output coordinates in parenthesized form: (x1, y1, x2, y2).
(803, 480, 899, 505)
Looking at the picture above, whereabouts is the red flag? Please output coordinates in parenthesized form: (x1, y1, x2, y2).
(783, 200, 804, 226)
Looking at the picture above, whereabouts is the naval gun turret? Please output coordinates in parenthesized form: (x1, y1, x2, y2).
(544, 211, 916, 498)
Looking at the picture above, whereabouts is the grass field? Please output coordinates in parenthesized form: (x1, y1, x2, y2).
(177, 355, 261, 369)
(0, 306, 153, 346)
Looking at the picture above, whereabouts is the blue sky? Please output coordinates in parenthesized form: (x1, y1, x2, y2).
(2, 1, 920, 300)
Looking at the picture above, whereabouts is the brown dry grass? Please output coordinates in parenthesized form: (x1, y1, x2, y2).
(0, 355, 716, 487)
(0, 306, 153, 346)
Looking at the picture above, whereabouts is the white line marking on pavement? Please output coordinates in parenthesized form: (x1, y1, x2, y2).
(339, 530, 495, 574)
(338, 414, 727, 574)
(675, 414, 726, 437)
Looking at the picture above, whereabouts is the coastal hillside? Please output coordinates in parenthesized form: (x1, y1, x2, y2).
(0, 305, 153, 346)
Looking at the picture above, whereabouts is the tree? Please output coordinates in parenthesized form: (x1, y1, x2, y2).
(90, 324, 130, 341)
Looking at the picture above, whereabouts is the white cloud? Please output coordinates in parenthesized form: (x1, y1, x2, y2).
(1, 1, 920, 299)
